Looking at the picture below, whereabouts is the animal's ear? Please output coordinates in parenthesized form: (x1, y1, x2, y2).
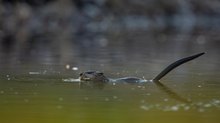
(79, 73, 83, 76)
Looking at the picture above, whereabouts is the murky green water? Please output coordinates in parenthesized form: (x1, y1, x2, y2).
(0, 57, 220, 123)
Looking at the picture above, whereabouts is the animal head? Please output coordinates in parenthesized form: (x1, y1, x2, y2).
(79, 71, 108, 82)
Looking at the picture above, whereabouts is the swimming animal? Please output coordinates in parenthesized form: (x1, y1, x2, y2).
(79, 52, 205, 83)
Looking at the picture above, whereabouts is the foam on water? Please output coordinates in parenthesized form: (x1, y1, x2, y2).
(62, 78, 80, 82)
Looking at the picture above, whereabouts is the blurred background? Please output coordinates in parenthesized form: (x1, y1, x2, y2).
(0, 0, 219, 73)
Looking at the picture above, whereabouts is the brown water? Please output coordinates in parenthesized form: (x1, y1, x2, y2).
(0, 52, 219, 123)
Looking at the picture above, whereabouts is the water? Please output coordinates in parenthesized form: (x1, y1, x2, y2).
(0, 25, 220, 123)
(0, 52, 220, 123)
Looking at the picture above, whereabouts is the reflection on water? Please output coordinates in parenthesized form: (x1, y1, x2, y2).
(154, 81, 192, 104)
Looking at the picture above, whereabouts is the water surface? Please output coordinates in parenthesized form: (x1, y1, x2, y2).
(0, 53, 219, 123)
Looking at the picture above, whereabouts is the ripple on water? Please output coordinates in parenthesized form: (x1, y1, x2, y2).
(84, 97, 89, 101)
(62, 78, 80, 82)
(58, 97, 64, 101)
(29, 72, 40, 75)
(24, 99, 29, 103)
(140, 105, 150, 111)
(105, 98, 110, 101)
(140, 99, 220, 112)
(113, 96, 118, 99)
(72, 67, 78, 71)
(56, 105, 63, 109)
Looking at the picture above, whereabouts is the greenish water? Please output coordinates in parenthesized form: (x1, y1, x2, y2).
(0, 62, 220, 123)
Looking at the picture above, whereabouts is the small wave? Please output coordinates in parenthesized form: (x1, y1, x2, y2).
(62, 78, 80, 82)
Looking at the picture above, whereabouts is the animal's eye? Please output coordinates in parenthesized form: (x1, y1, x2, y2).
(98, 72, 103, 75)
(86, 71, 95, 74)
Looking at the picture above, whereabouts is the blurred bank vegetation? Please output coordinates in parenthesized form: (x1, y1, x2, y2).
(0, 0, 219, 65)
